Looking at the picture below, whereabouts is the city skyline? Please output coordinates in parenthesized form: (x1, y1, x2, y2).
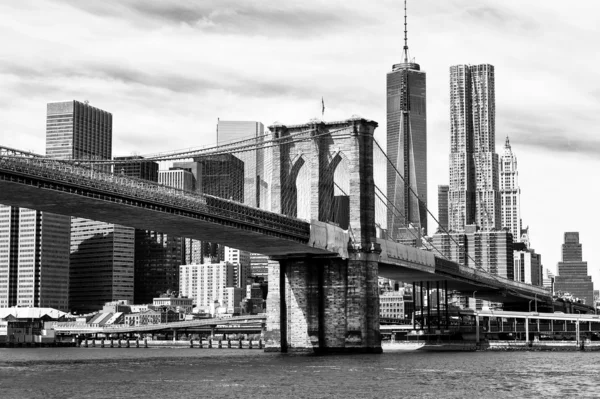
(0, 0, 598, 286)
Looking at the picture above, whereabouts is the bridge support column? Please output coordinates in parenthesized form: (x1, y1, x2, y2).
(444, 281, 449, 330)
(419, 282, 424, 330)
(412, 282, 416, 330)
(475, 313, 480, 343)
(265, 253, 381, 353)
(265, 259, 286, 352)
(426, 282, 431, 333)
(436, 281, 440, 331)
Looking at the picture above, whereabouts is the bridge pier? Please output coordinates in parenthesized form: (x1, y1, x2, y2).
(265, 253, 381, 354)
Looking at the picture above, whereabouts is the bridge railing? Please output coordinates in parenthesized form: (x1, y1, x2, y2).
(0, 156, 310, 240)
(452, 261, 551, 297)
(0, 146, 44, 158)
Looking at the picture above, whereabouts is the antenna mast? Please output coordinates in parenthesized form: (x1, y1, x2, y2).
(403, 0, 409, 63)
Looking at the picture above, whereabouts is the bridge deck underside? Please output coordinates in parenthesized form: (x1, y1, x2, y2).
(378, 263, 533, 303)
(379, 263, 551, 303)
(0, 180, 332, 256)
(376, 237, 551, 304)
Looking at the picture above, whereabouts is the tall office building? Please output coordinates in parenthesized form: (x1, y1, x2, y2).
(133, 231, 183, 304)
(46, 100, 112, 171)
(542, 268, 555, 292)
(194, 154, 244, 202)
(250, 253, 269, 282)
(49, 100, 136, 313)
(158, 169, 195, 191)
(0, 207, 70, 311)
(217, 121, 266, 208)
(70, 220, 135, 312)
(386, 4, 427, 237)
(513, 242, 542, 286)
(437, 185, 449, 232)
(224, 247, 251, 289)
(217, 121, 264, 145)
(554, 232, 593, 304)
(500, 137, 521, 241)
(448, 64, 501, 232)
(114, 156, 159, 182)
(171, 161, 202, 193)
(183, 238, 203, 265)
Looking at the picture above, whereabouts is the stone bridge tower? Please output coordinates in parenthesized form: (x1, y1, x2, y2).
(264, 117, 382, 353)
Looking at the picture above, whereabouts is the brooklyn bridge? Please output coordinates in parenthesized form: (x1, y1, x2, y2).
(0, 117, 553, 353)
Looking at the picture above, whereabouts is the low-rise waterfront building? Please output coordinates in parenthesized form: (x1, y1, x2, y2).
(152, 296, 193, 314)
(122, 309, 181, 326)
(0, 307, 67, 345)
(102, 300, 132, 314)
(380, 291, 407, 320)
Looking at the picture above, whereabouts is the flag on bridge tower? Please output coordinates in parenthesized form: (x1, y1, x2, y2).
(321, 97, 325, 118)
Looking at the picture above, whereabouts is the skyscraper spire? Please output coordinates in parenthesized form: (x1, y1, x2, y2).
(403, 0, 409, 63)
(387, 0, 427, 237)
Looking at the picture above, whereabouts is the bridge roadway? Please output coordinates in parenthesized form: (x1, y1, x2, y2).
(0, 149, 550, 303)
(0, 152, 336, 257)
(52, 315, 266, 335)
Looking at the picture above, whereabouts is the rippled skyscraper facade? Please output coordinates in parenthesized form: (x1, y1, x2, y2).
(448, 64, 500, 232)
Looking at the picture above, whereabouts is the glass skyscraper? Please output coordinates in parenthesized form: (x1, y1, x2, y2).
(437, 185, 449, 232)
(386, 32, 427, 238)
(217, 120, 265, 208)
(133, 230, 183, 304)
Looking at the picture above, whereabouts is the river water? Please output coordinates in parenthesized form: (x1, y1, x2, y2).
(1, 348, 599, 398)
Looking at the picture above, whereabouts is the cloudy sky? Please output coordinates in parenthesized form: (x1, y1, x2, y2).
(1, 0, 599, 291)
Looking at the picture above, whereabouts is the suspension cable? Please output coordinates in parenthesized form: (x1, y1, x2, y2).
(372, 137, 502, 282)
